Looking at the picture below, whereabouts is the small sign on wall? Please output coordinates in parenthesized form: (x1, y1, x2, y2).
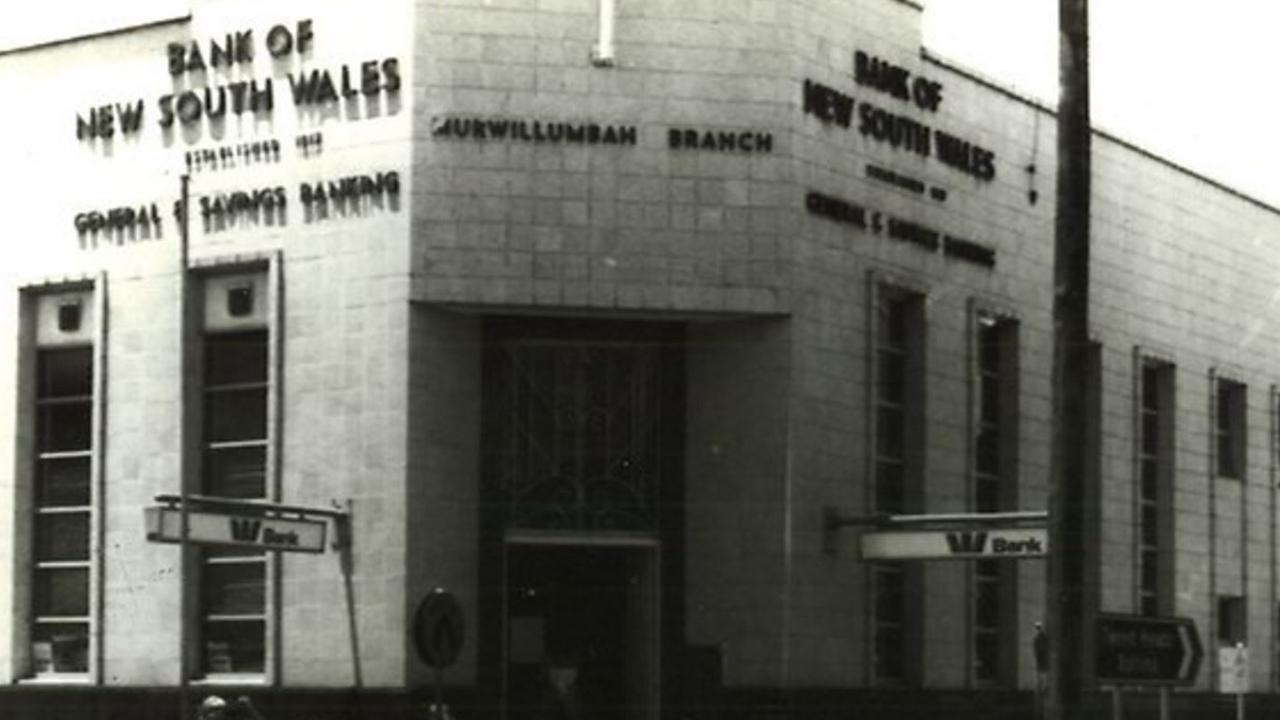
(1219, 643, 1248, 694)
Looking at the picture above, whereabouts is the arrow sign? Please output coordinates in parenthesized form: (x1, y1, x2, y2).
(1095, 614, 1203, 686)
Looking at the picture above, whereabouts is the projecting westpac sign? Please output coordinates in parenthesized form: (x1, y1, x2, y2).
(145, 506, 327, 553)
(860, 527, 1047, 561)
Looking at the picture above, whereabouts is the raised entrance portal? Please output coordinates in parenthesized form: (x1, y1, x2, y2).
(478, 317, 684, 717)
(504, 539, 659, 720)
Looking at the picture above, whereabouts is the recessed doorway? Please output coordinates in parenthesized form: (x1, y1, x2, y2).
(503, 538, 659, 720)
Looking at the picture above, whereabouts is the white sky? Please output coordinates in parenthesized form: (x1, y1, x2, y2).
(2, 1, 1277, 206)
(0, 0, 187, 51)
(924, 0, 1280, 207)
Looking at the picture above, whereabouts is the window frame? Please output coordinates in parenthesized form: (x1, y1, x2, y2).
(867, 280, 926, 686)
(197, 329, 270, 677)
(969, 309, 1019, 687)
(1135, 355, 1175, 618)
(20, 283, 102, 683)
(1215, 377, 1247, 480)
(186, 260, 280, 683)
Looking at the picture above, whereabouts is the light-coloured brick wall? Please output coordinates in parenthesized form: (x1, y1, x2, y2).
(685, 319, 792, 686)
(5, 0, 1280, 701)
(0, 0, 417, 688)
(404, 308, 482, 686)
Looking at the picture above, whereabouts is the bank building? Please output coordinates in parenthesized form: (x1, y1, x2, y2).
(3, 0, 1280, 718)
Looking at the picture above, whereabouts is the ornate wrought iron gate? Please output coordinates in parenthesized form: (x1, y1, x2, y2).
(482, 320, 680, 533)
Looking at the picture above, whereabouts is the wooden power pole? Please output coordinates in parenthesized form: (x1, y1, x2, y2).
(1047, 0, 1091, 719)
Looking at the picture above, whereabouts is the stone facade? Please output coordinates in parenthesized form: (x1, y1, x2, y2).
(1, 0, 1279, 717)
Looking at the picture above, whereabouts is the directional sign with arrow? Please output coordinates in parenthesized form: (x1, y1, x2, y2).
(1095, 614, 1203, 686)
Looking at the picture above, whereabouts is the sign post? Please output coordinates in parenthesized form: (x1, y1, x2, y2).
(1219, 642, 1247, 720)
(414, 588, 465, 720)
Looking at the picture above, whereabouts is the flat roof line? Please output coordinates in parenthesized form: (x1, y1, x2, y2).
(920, 46, 1280, 218)
(0, 13, 191, 58)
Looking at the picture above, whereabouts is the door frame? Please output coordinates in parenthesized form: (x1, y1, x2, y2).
(501, 530, 661, 720)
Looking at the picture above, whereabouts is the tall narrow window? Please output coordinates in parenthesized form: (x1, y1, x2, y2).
(31, 346, 94, 675)
(200, 330, 267, 674)
(972, 313, 1018, 684)
(1216, 379, 1246, 479)
(197, 269, 271, 677)
(1219, 595, 1246, 646)
(871, 285, 923, 683)
(1138, 359, 1174, 616)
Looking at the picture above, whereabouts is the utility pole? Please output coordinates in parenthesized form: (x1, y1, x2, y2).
(1047, 1, 1091, 719)
(177, 174, 192, 720)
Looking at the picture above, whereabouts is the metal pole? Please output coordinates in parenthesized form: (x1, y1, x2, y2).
(1046, 1, 1091, 719)
(1110, 687, 1122, 720)
(1158, 686, 1169, 720)
(178, 174, 192, 720)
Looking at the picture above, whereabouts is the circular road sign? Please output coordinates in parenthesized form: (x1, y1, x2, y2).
(414, 589, 465, 669)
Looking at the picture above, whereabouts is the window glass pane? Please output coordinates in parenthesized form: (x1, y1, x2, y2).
(203, 561, 265, 616)
(978, 325, 1000, 372)
(1141, 505, 1158, 546)
(204, 445, 266, 499)
(975, 632, 998, 680)
(875, 627, 904, 679)
(874, 566, 904, 623)
(876, 407, 903, 459)
(975, 559, 999, 581)
(39, 403, 92, 452)
(975, 476, 999, 513)
(205, 388, 267, 442)
(203, 619, 265, 674)
(36, 513, 89, 562)
(879, 297, 907, 348)
(34, 568, 89, 617)
(1141, 550, 1158, 589)
(37, 457, 90, 507)
(39, 349, 93, 398)
(878, 352, 905, 404)
(31, 622, 88, 673)
(980, 376, 1000, 423)
(1218, 432, 1238, 478)
(1141, 460, 1158, 501)
(1141, 595, 1157, 617)
(976, 579, 1000, 628)
(875, 461, 903, 514)
(1218, 596, 1245, 644)
(976, 430, 999, 477)
(205, 332, 268, 385)
(1141, 366, 1159, 411)
(1141, 411, 1159, 455)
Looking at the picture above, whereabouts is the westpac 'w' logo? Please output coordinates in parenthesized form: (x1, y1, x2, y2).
(945, 531, 988, 554)
(230, 518, 262, 542)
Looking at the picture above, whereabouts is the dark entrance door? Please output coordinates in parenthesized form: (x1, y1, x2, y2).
(505, 542, 659, 720)
(478, 318, 683, 720)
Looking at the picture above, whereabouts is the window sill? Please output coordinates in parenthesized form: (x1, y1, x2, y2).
(192, 674, 266, 686)
(18, 674, 92, 685)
